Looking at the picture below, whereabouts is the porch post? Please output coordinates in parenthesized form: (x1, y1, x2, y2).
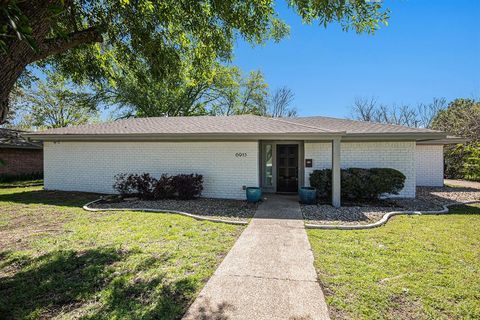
(332, 138, 341, 207)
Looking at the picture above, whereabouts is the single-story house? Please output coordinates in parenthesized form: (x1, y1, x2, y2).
(0, 128, 43, 178)
(25, 115, 460, 207)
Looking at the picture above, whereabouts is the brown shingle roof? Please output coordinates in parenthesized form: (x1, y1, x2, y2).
(25, 114, 445, 139)
(286, 116, 442, 134)
(26, 115, 339, 135)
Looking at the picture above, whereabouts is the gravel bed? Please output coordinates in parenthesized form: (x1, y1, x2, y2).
(91, 197, 257, 222)
(302, 186, 480, 226)
(302, 204, 401, 225)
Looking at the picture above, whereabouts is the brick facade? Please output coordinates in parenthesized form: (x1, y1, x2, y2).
(0, 148, 43, 176)
(415, 145, 444, 187)
(44, 141, 259, 199)
(304, 141, 416, 198)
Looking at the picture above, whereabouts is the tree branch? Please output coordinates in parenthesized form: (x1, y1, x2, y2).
(31, 26, 103, 63)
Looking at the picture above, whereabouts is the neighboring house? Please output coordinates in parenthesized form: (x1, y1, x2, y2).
(25, 115, 459, 207)
(0, 128, 43, 177)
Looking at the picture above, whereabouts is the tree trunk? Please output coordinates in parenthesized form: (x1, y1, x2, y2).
(0, 0, 102, 124)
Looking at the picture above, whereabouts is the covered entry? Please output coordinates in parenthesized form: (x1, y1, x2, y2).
(260, 139, 341, 207)
(260, 141, 304, 194)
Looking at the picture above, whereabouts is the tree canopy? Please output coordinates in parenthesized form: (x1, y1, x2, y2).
(103, 63, 295, 118)
(10, 73, 98, 129)
(430, 98, 480, 181)
(0, 0, 389, 123)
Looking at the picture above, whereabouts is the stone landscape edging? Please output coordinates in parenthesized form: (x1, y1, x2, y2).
(84, 198, 480, 229)
(83, 198, 248, 226)
(304, 200, 480, 230)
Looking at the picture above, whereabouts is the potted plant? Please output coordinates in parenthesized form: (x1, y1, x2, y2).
(246, 187, 262, 203)
(299, 187, 316, 204)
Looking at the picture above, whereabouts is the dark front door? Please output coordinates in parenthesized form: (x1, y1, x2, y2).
(277, 144, 298, 193)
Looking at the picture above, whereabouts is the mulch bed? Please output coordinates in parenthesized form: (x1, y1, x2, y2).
(90, 197, 257, 222)
(302, 186, 480, 226)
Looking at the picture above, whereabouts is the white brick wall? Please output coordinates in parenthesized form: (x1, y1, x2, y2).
(304, 141, 416, 198)
(415, 145, 444, 187)
(44, 141, 259, 199)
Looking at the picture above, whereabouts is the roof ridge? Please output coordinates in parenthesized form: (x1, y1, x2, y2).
(266, 116, 339, 133)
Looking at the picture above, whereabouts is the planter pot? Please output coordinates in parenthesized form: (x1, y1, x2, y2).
(246, 187, 262, 203)
(299, 187, 317, 204)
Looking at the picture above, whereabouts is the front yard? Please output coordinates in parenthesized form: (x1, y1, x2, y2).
(308, 203, 480, 319)
(0, 186, 244, 319)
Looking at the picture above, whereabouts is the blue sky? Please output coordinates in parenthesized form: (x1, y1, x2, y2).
(233, 0, 480, 118)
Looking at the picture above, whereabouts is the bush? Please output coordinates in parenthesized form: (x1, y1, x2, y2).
(171, 174, 203, 200)
(444, 142, 480, 182)
(113, 173, 137, 196)
(113, 172, 203, 200)
(112, 173, 157, 199)
(153, 174, 175, 199)
(132, 173, 157, 199)
(309, 168, 406, 201)
(0, 172, 43, 183)
(309, 169, 332, 198)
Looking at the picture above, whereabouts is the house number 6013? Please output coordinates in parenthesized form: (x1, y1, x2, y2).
(235, 152, 247, 157)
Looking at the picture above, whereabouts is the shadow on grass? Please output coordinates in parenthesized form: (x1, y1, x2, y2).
(448, 203, 480, 215)
(184, 298, 234, 320)
(0, 189, 101, 208)
(0, 248, 198, 319)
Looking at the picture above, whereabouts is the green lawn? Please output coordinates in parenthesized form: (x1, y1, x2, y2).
(0, 186, 244, 319)
(308, 203, 480, 320)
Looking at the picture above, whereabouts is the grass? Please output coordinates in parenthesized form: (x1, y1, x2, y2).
(0, 186, 244, 319)
(308, 203, 480, 320)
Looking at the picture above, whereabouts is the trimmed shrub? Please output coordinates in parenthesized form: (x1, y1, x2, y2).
(171, 174, 204, 200)
(153, 174, 175, 199)
(113, 173, 137, 196)
(309, 168, 406, 201)
(132, 173, 157, 199)
(112, 173, 157, 199)
(309, 169, 332, 198)
(113, 173, 204, 200)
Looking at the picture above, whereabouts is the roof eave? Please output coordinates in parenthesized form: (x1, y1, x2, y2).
(23, 131, 347, 142)
(342, 132, 447, 141)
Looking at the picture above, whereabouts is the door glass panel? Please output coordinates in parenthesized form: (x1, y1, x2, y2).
(264, 144, 273, 187)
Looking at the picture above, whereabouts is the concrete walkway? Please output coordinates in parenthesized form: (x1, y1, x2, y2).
(445, 179, 480, 190)
(183, 195, 330, 320)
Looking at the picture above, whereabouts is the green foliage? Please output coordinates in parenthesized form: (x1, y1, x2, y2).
(105, 61, 270, 117)
(431, 98, 480, 181)
(463, 143, 480, 181)
(309, 168, 332, 199)
(290, 0, 390, 34)
(11, 72, 99, 129)
(309, 168, 406, 201)
(431, 98, 480, 141)
(209, 69, 269, 116)
(2, 1, 389, 122)
(0, 171, 43, 183)
(0, 0, 36, 54)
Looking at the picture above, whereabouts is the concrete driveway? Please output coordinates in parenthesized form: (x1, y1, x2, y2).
(183, 195, 330, 320)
